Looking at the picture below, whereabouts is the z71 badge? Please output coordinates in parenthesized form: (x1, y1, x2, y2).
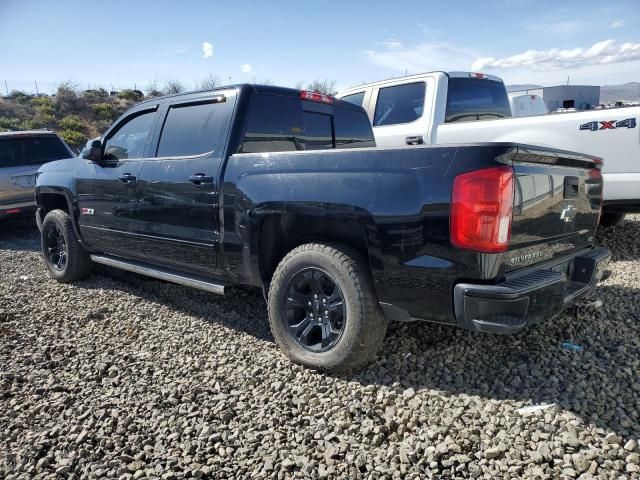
(580, 118, 636, 131)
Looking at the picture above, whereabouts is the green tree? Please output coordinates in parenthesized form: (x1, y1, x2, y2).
(59, 129, 88, 148)
(59, 114, 85, 131)
(118, 89, 144, 102)
(91, 103, 119, 122)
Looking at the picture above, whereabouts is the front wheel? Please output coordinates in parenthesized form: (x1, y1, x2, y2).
(41, 209, 93, 282)
(268, 243, 387, 372)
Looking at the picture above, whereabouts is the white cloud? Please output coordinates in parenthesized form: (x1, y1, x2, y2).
(364, 41, 475, 73)
(202, 42, 214, 59)
(471, 39, 640, 72)
(610, 20, 625, 29)
(240, 63, 253, 73)
(382, 39, 403, 49)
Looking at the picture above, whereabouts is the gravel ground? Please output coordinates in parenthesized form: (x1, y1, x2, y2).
(1, 216, 639, 480)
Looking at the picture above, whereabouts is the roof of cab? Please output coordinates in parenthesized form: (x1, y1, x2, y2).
(337, 71, 504, 96)
(132, 84, 360, 110)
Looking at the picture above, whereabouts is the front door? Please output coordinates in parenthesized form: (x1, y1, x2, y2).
(76, 107, 158, 256)
(136, 92, 235, 274)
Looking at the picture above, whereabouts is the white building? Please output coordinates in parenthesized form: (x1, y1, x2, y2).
(509, 85, 601, 112)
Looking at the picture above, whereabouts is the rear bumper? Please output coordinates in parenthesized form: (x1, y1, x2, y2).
(453, 247, 611, 333)
(602, 173, 640, 204)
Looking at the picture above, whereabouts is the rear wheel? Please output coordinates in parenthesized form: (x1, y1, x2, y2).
(41, 209, 93, 282)
(268, 243, 387, 372)
(599, 211, 625, 228)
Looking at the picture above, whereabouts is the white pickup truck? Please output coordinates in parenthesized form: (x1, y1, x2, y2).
(337, 72, 640, 226)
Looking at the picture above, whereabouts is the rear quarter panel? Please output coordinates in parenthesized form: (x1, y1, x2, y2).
(221, 144, 520, 323)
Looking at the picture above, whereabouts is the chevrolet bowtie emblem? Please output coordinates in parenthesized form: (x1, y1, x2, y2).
(560, 204, 577, 223)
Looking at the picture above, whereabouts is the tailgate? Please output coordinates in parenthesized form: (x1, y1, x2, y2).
(506, 145, 602, 272)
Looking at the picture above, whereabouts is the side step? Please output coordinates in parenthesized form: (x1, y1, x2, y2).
(90, 255, 226, 295)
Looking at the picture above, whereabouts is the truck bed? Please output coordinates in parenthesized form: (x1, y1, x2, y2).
(436, 107, 640, 207)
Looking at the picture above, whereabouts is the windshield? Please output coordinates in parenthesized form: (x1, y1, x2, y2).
(445, 77, 511, 123)
(0, 136, 71, 167)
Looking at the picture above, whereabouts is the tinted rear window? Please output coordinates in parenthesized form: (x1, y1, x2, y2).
(300, 112, 333, 150)
(334, 107, 375, 148)
(157, 100, 225, 157)
(445, 78, 511, 123)
(240, 94, 374, 153)
(0, 136, 70, 167)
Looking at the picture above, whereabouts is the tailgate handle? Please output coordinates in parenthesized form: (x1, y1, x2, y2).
(564, 176, 579, 199)
(406, 136, 424, 145)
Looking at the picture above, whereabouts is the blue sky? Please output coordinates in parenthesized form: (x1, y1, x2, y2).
(1, 0, 638, 94)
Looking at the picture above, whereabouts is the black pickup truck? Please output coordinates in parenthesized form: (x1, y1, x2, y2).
(35, 84, 611, 371)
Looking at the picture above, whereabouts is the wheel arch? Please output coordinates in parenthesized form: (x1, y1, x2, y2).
(35, 186, 81, 240)
(255, 211, 382, 289)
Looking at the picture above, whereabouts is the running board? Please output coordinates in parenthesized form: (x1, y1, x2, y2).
(90, 255, 225, 295)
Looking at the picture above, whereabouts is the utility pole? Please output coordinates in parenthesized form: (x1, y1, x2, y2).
(4, 80, 8, 96)
(34, 81, 39, 95)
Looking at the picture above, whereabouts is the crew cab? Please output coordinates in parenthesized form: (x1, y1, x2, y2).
(36, 84, 610, 371)
(336, 72, 640, 227)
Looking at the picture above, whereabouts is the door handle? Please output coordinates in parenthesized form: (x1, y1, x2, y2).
(118, 173, 136, 183)
(189, 174, 214, 185)
(406, 136, 424, 145)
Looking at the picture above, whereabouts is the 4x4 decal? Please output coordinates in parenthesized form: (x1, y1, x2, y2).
(580, 118, 637, 131)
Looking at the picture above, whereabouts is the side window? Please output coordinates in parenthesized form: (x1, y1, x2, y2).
(240, 95, 333, 153)
(104, 110, 156, 160)
(157, 100, 225, 157)
(373, 82, 426, 127)
(334, 107, 375, 149)
(341, 92, 365, 107)
(241, 95, 302, 153)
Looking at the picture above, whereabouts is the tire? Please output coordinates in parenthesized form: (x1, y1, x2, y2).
(268, 243, 387, 372)
(41, 209, 93, 282)
(599, 211, 625, 228)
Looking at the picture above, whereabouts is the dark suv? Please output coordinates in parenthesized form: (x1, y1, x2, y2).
(0, 131, 74, 219)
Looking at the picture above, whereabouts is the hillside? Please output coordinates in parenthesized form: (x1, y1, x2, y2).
(600, 82, 640, 103)
(0, 84, 150, 150)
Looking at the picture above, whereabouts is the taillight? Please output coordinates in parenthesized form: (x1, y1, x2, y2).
(300, 90, 334, 104)
(451, 166, 514, 253)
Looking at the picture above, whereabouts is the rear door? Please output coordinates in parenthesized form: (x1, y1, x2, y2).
(0, 134, 73, 212)
(75, 106, 159, 255)
(135, 90, 236, 274)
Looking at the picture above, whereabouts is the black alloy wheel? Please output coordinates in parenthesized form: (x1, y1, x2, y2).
(283, 267, 346, 352)
(44, 222, 67, 271)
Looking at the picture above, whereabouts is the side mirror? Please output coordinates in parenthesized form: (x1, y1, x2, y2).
(81, 138, 103, 162)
